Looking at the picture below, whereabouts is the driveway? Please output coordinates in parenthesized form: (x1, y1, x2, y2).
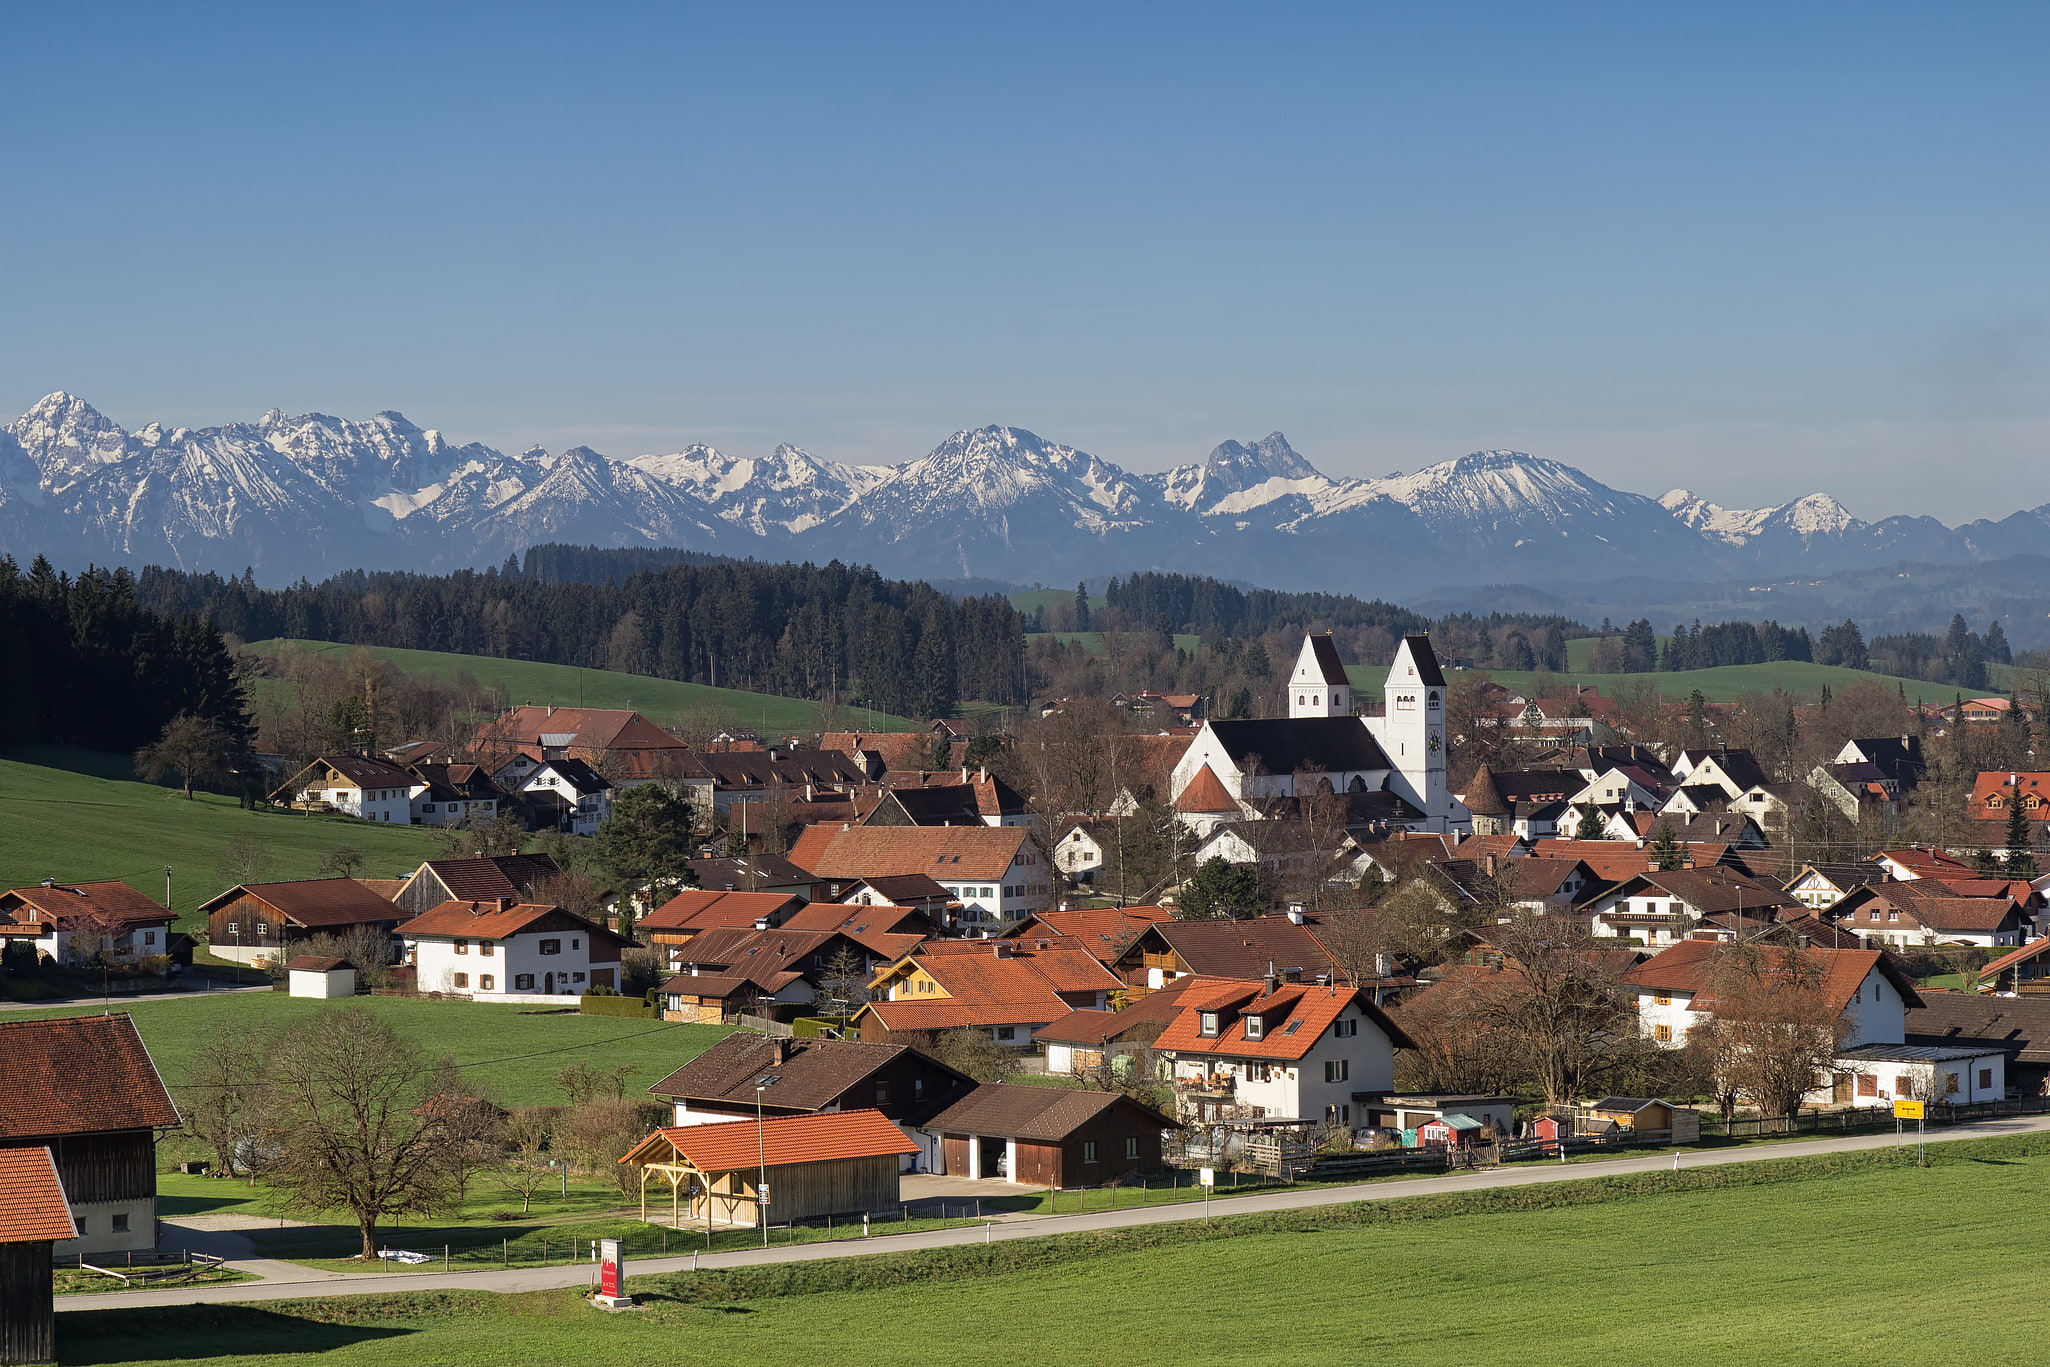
(59, 1111, 2050, 1313)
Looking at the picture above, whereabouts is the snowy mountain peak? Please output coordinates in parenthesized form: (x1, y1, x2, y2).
(1366, 450, 1649, 529)
(1662, 488, 1862, 545)
(1150, 431, 1336, 514)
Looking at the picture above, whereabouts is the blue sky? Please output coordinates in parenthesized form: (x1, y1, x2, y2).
(4, 2, 2046, 521)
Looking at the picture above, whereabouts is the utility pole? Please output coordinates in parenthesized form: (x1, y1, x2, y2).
(754, 1073, 780, 1248)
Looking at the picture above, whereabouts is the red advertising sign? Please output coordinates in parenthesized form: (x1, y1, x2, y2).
(599, 1237, 623, 1297)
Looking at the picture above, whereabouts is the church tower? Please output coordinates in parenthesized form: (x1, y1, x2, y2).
(1288, 634, 1352, 718)
(1365, 633, 1463, 829)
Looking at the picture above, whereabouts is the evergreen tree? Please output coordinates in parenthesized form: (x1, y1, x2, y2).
(1073, 582, 1090, 633)
(1648, 823, 1684, 871)
(2004, 795, 2037, 877)
(592, 785, 699, 937)
(1176, 856, 1264, 920)
(1573, 803, 1608, 840)
(1985, 618, 2012, 665)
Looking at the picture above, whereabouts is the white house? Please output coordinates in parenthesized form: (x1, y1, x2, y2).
(1052, 820, 1109, 883)
(404, 762, 502, 828)
(1586, 868, 1800, 946)
(511, 757, 613, 836)
(401, 899, 630, 1002)
(0, 880, 178, 966)
(1620, 939, 2002, 1106)
(788, 824, 1051, 935)
(270, 755, 417, 824)
(1151, 976, 1416, 1129)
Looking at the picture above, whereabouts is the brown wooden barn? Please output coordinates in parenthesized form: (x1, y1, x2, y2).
(919, 1083, 1178, 1185)
(645, 1033, 976, 1143)
(0, 1148, 76, 1366)
(620, 1109, 918, 1229)
(195, 878, 405, 964)
(0, 1015, 181, 1260)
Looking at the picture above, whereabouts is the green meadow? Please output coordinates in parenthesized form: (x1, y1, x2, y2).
(0, 748, 445, 932)
(242, 639, 915, 734)
(59, 1131, 2050, 1366)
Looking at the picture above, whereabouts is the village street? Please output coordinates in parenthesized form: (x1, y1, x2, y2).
(60, 1111, 2050, 1313)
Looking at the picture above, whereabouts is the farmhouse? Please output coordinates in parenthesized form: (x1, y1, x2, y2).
(401, 899, 629, 999)
(1831, 884, 2027, 949)
(788, 824, 1051, 934)
(0, 1014, 180, 1258)
(403, 761, 500, 827)
(508, 757, 612, 835)
(197, 877, 405, 965)
(0, 881, 178, 967)
(646, 1033, 975, 1139)
(270, 754, 417, 823)
(1586, 867, 1800, 945)
(918, 1083, 1178, 1183)
(392, 854, 563, 917)
(855, 939, 1121, 1045)
(620, 1109, 918, 1229)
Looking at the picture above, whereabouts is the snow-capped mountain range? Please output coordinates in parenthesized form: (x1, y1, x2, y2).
(3, 391, 2045, 594)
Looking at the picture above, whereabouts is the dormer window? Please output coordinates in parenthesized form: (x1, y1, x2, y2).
(1199, 1011, 1219, 1038)
(1244, 1014, 1264, 1040)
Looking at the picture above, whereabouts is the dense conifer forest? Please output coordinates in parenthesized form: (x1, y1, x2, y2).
(0, 555, 252, 751)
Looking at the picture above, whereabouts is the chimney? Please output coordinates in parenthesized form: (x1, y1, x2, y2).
(1286, 902, 1306, 925)
(773, 1036, 793, 1063)
(498, 896, 514, 911)
(754, 917, 771, 931)
(1796, 934, 1811, 949)
(1262, 961, 1278, 996)
(992, 941, 1013, 959)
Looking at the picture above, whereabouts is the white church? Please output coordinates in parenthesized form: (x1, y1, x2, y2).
(1169, 633, 1469, 836)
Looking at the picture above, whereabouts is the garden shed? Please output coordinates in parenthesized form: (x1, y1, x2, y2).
(620, 1109, 917, 1229)
(285, 955, 357, 999)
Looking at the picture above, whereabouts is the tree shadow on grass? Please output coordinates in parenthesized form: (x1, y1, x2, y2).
(60, 1305, 411, 1363)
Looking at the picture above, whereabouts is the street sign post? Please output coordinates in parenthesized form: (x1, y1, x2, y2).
(1893, 1099, 1926, 1164)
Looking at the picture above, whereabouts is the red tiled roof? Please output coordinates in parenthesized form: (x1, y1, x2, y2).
(1, 880, 174, 929)
(1530, 841, 1733, 881)
(1152, 976, 1414, 1060)
(1007, 906, 1174, 963)
(0, 1147, 77, 1243)
(1621, 939, 1922, 1013)
(786, 825, 1030, 882)
(641, 890, 804, 933)
(621, 1109, 918, 1171)
(195, 878, 405, 928)
(402, 901, 626, 944)
(406, 854, 564, 903)
(1175, 764, 1238, 813)
(0, 1014, 180, 1140)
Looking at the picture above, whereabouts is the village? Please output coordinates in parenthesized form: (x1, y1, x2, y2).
(9, 626, 2050, 1361)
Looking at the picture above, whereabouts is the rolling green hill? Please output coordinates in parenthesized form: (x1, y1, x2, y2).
(243, 640, 914, 734)
(0, 748, 445, 932)
(1008, 587, 1092, 616)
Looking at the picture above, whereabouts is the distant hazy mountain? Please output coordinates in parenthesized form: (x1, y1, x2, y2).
(3, 391, 2043, 595)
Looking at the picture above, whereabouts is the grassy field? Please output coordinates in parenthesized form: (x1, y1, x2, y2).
(0, 747, 446, 932)
(1007, 587, 1092, 616)
(242, 639, 915, 734)
(1356, 655, 1967, 705)
(11, 993, 733, 1107)
(59, 1132, 2050, 1365)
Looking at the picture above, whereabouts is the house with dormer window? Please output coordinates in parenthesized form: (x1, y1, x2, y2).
(1150, 974, 1414, 1127)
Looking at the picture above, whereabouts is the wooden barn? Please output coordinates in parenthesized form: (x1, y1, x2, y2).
(0, 1015, 181, 1259)
(621, 1109, 918, 1229)
(196, 878, 404, 965)
(918, 1083, 1177, 1185)
(0, 1148, 75, 1366)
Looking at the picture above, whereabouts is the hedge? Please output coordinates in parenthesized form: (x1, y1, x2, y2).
(577, 993, 655, 1019)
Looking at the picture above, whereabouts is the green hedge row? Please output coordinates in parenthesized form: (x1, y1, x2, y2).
(649, 1131, 2050, 1305)
(577, 994, 655, 1019)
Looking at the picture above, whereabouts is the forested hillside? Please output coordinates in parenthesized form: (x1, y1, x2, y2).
(133, 557, 1026, 718)
(0, 556, 250, 751)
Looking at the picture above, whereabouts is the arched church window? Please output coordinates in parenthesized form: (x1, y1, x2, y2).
(1348, 775, 1367, 793)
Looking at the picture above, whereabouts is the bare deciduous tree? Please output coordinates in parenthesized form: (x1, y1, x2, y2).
(1687, 943, 1850, 1126)
(253, 1008, 474, 1259)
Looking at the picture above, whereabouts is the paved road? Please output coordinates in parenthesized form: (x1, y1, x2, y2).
(60, 1112, 2050, 1313)
(0, 981, 271, 1012)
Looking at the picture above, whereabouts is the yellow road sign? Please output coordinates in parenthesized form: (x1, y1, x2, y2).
(1893, 1099, 1925, 1120)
